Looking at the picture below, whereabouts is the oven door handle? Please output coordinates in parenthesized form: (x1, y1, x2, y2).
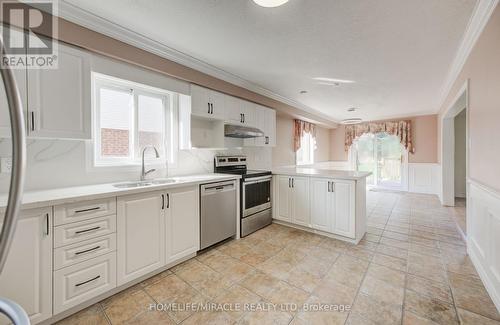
(243, 175, 272, 185)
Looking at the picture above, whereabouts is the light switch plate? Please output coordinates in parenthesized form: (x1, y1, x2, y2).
(0, 157, 12, 173)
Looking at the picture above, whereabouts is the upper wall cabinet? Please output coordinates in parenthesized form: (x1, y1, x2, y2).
(247, 105, 276, 147)
(224, 96, 255, 127)
(0, 67, 27, 138)
(0, 25, 28, 138)
(27, 41, 92, 140)
(191, 84, 225, 120)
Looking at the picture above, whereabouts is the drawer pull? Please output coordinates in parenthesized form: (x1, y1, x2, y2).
(74, 207, 101, 214)
(75, 275, 100, 287)
(74, 246, 101, 256)
(75, 226, 101, 235)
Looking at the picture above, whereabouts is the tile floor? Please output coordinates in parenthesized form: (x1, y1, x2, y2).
(57, 191, 499, 325)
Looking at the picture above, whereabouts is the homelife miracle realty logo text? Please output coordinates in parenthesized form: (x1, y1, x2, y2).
(1, 0, 58, 69)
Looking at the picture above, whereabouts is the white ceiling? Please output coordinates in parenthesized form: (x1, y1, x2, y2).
(62, 0, 477, 122)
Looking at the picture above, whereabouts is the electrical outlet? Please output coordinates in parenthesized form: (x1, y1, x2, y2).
(0, 157, 12, 173)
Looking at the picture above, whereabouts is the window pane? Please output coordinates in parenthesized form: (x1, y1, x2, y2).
(137, 94, 165, 158)
(99, 87, 133, 158)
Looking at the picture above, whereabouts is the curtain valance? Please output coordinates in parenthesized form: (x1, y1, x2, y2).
(294, 119, 316, 152)
(344, 120, 414, 153)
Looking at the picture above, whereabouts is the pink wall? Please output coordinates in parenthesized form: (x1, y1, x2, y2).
(272, 115, 331, 167)
(438, 4, 500, 192)
(329, 115, 438, 163)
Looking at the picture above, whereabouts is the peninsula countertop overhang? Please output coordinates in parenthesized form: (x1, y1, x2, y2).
(272, 167, 372, 180)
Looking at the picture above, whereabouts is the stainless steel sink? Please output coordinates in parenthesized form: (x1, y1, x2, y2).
(113, 179, 177, 189)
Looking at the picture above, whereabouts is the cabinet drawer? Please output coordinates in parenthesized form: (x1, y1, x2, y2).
(54, 252, 116, 314)
(54, 234, 116, 270)
(54, 198, 116, 226)
(54, 215, 116, 248)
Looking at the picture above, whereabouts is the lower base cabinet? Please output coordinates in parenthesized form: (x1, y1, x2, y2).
(117, 186, 200, 285)
(53, 252, 117, 314)
(274, 175, 357, 240)
(0, 208, 52, 325)
(117, 191, 166, 286)
(166, 186, 200, 263)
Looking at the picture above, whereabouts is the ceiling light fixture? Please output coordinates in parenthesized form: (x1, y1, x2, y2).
(299, 90, 308, 94)
(313, 77, 355, 84)
(252, 0, 289, 7)
(341, 118, 363, 125)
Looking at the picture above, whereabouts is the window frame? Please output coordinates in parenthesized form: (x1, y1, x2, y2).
(92, 72, 174, 168)
(296, 131, 315, 166)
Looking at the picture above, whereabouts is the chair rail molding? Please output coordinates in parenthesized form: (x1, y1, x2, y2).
(467, 179, 500, 312)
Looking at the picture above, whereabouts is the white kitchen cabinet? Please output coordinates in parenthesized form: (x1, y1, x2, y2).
(117, 191, 166, 285)
(0, 25, 28, 138)
(225, 96, 255, 126)
(274, 175, 292, 222)
(290, 176, 310, 227)
(251, 105, 276, 147)
(332, 180, 356, 238)
(191, 84, 225, 120)
(310, 178, 332, 232)
(273, 175, 309, 226)
(165, 186, 200, 263)
(27, 40, 92, 139)
(0, 207, 52, 325)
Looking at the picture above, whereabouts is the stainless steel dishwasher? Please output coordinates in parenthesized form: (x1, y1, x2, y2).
(200, 180, 237, 250)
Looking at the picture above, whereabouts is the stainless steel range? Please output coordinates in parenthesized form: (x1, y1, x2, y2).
(214, 155, 272, 237)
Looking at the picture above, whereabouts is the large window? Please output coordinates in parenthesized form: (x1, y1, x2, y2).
(93, 73, 173, 166)
(296, 132, 315, 165)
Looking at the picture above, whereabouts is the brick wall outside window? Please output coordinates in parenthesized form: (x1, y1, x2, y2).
(101, 128, 163, 157)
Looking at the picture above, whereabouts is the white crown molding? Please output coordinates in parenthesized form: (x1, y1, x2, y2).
(435, 0, 499, 113)
(57, 1, 338, 125)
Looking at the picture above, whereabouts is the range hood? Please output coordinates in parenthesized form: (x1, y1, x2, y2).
(224, 124, 264, 138)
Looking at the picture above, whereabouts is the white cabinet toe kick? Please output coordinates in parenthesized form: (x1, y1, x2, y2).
(272, 174, 367, 244)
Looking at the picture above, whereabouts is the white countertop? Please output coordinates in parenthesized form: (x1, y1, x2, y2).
(272, 167, 372, 180)
(0, 174, 240, 211)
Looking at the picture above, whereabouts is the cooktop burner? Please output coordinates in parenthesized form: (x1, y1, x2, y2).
(214, 155, 272, 180)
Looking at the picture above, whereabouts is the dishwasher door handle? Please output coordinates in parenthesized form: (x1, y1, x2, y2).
(201, 181, 236, 194)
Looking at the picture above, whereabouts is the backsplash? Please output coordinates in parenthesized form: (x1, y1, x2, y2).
(0, 138, 272, 193)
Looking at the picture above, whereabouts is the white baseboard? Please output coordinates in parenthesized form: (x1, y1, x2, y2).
(467, 180, 500, 313)
(408, 163, 440, 195)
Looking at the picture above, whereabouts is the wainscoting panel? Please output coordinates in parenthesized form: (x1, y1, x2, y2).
(468, 180, 500, 312)
(408, 163, 440, 195)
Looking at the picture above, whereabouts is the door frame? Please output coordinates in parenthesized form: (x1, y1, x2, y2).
(440, 80, 469, 206)
(350, 133, 409, 192)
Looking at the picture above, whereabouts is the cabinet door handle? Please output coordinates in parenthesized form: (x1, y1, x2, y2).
(44, 213, 49, 236)
(30, 111, 35, 131)
(75, 226, 100, 234)
(75, 245, 101, 256)
(243, 114, 245, 123)
(75, 275, 100, 287)
(161, 194, 165, 210)
(210, 103, 214, 114)
(265, 136, 269, 145)
(75, 207, 100, 214)
(166, 193, 170, 209)
(208, 102, 211, 114)
(331, 183, 335, 192)
(291, 178, 294, 188)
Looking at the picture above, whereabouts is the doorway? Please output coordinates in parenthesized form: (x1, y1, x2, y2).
(441, 81, 468, 235)
(353, 133, 408, 191)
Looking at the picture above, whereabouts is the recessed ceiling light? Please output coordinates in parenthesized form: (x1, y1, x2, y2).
(299, 90, 308, 94)
(313, 77, 355, 84)
(252, 0, 289, 7)
(341, 118, 363, 125)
